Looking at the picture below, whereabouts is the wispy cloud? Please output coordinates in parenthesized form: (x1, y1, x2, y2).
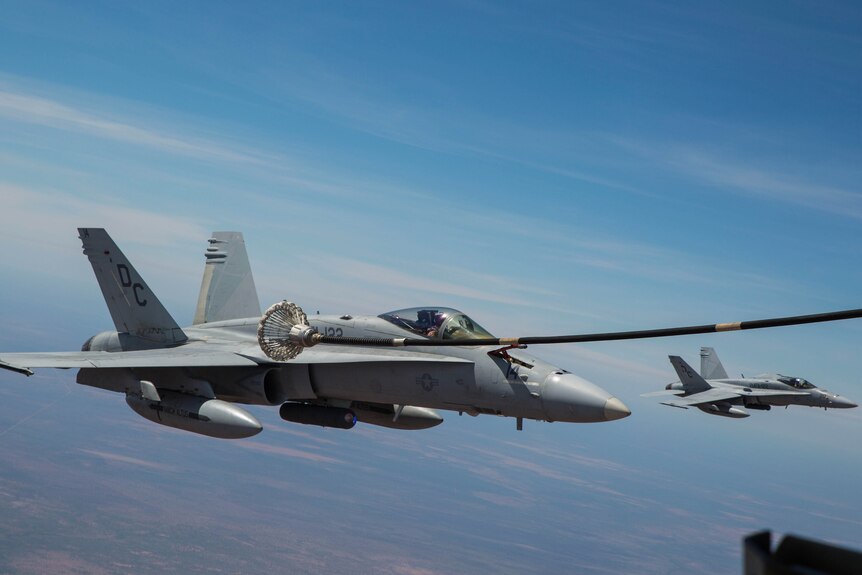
(0, 78, 502, 223)
(258, 56, 645, 195)
(0, 183, 207, 247)
(615, 136, 862, 221)
(391, 563, 447, 575)
(232, 439, 343, 463)
(0, 81, 803, 312)
(0, 79, 383, 206)
(454, 443, 646, 505)
(672, 148, 862, 220)
(471, 491, 532, 509)
(301, 254, 538, 307)
(78, 448, 175, 471)
(568, 342, 666, 375)
(0, 89, 268, 166)
(500, 439, 634, 473)
(260, 424, 341, 446)
(0, 182, 209, 299)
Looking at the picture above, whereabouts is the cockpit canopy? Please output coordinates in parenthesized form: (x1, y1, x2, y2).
(776, 375, 816, 389)
(379, 307, 494, 341)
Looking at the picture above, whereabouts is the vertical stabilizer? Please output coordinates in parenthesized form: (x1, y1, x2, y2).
(78, 228, 187, 346)
(669, 356, 712, 393)
(700, 347, 729, 380)
(193, 232, 261, 324)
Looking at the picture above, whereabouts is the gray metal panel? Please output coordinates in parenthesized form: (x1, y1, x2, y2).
(0, 228, 635, 432)
(284, 346, 474, 365)
(731, 387, 809, 398)
(1, 345, 471, 371)
(78, 228, 187, 346)
(662, 388, 742, 407)
(700, 347, 729, 379)
(193, 232, 261, 324)
(640, 389, 684, 398)
(668, 355, 712, 393)
(309, 359, 477, 406)
(0, 349, 264, 369)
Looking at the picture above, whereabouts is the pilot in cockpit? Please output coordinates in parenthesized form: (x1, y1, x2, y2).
(415, 309, 445, 338)
(426, 312, 447, 338)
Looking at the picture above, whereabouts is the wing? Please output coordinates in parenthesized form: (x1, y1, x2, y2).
(0, 348, 265, 371)
(660, 388, 743, 408)
(640, 389, 685, 398)
(0, 344, 470, 375)
(661, 387, 809, 408)
(735, 388, 809, 398)
(285, 345, 472, 365)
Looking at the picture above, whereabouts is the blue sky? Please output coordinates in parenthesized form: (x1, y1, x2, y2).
(1, 1, 862, 572)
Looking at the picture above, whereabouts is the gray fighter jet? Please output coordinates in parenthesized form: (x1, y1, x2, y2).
(0, 229, 631, 439)
(646, 347, 857, 418)
(3, 230, 861, 438)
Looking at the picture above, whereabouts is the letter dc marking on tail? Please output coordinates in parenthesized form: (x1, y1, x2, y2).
(681, 363, 693, 378)
(116, 264, 147, 307)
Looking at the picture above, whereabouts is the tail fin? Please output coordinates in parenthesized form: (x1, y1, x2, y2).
(700, 347, 729, 380)
(669, 355, 712, 393)
(193, 232, 261, 325)
(78, 228, 187, 346)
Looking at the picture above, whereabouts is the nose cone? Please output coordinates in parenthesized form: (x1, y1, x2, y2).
(830, 395, 858, 409)
(604, 397, 632, 421)
(543, 373, 631, 423)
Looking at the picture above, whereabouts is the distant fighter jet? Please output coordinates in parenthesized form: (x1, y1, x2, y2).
(645, 347, 857, 418)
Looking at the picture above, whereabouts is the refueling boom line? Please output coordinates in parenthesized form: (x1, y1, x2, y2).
(257, 301, 862, 361)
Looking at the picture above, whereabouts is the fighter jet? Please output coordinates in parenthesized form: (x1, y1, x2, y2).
(0, 229, 632, 439)
(3, 230, 861, 439)
(645, 347, 857, 418)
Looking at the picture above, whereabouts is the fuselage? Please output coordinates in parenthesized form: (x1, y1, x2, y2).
(306, 312, 631, 424)
(79, 311, 631, 427)
(667, 377, 856, 409)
